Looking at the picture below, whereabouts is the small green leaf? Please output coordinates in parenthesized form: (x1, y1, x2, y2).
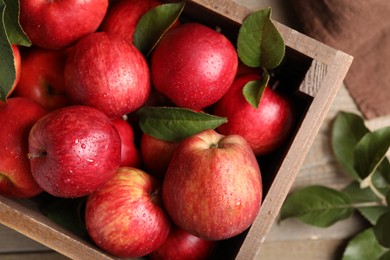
(137, 106, 228, 142)
(3, 0, 31, 46)
(280, 185, 354, 227)
(372, 158, 390, 195)
(40, 198, 88, 238)
(374, 210, 390, 248)
(332, 111, 370, 180)
(242, 75, 269, 109)
(0, 0, 15, 101)
(133, 2, 184, 56)
(354, 127, 390, 180)
(342, 228, 388, 260)
(343, 181, 387, 225)
(237, 7, 285, 69)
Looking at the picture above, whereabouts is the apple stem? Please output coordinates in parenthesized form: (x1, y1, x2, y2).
(27, 151, 47, 159)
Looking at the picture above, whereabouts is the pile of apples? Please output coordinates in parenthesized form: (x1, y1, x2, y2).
(0, 0, 296, 258)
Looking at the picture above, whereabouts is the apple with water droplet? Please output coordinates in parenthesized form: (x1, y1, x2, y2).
(85, 167, 171, 258)
(20, 0, 108, 50)
(213, 74, 295, 155)
(28, 105, 121, 198)
(0, 97, 46, 198)
(64, 32, 150, 118)
(151, 22, 238, 110)
(162, 129, 262, 240)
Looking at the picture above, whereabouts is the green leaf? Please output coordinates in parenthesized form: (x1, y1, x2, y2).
(237, 7, 285, 69)
(374, 210, 390, 248)
(354, 127, 390, 180)
(280, 185, 354, 227)
(332, 111, 370, 180)
(137, 106, 228, 142)
(3, 0, 31, 46)
(342, 228, 388, 260)
(40, 197, 88, 238)
(343, 181, 387, 224)
(372, 158, 390, 195)
(133, 2, 184, 56)
(242, 75, 269, 109)
(0, 0, 15, 101)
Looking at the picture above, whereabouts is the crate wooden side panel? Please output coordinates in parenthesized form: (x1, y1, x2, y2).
(0, 1, 352, 259)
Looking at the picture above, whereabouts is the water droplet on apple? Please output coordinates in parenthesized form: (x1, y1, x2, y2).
(86, 158, 94, 163)
(74, 139, 79, 144)
(81, 143, 86, 149)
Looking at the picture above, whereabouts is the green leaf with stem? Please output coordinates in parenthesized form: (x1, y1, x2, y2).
(342, 228, 389, 260)
(137, 106, 227, 142)
(237, 7, 285, 69)
(343, 181, 388, 225)
(133, 2, 184, 56)
(332, 111, 370, 180)
(280, 185, 354, 227)
(355, 126, 390, 181)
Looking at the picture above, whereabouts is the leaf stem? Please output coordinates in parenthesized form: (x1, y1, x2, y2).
(360, 176, 387, 206)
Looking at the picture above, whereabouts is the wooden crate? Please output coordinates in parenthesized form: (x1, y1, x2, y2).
(0, 0, 353, 259)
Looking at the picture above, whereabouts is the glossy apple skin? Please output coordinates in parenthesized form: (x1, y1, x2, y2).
(162, 129, 262, 240)
(19, 0, 108, 50)
(28, 105, 121, 198)
(85, 167, 171, 258)
(149, 225, 216, 260)
(0, 98, 46, 198)
(13, 47, 70, 111)
(64, 32, 150, 118)
(140, 134, 179, 180)
(100, 0, 161, 45)
(111, 117, 141, 167)
(151, 22, 238, 110)
(213, 74, 295, 156)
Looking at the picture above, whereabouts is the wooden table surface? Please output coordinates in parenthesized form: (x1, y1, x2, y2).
(1, 1, 389, 259)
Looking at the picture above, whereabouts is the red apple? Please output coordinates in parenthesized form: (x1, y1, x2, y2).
(149, 225, 216, 260)
(140, 134, 179, 180)
(213, 74, 295, 156)
(13, 47, 70, 111)
(0, 97, 46, 198)
(151, 22, 238, 110)
(100, 0, 161, 45)
(28, 105, 121, 198)
(112, 117, 141, 167)
(19, 0, 108, 50)
(85, 167, 171, 258)
(6, 45, 22, 98)
(64, 32, 151, 118)
(162, 129, 262, 240)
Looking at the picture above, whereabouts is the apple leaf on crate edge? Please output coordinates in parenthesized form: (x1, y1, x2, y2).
(133, 2, 184, 56)
(137, 106, 227, 142)
(279, 185, 354, 227)
(0, 0, 31, 101)
(237, 7, 285, 69)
